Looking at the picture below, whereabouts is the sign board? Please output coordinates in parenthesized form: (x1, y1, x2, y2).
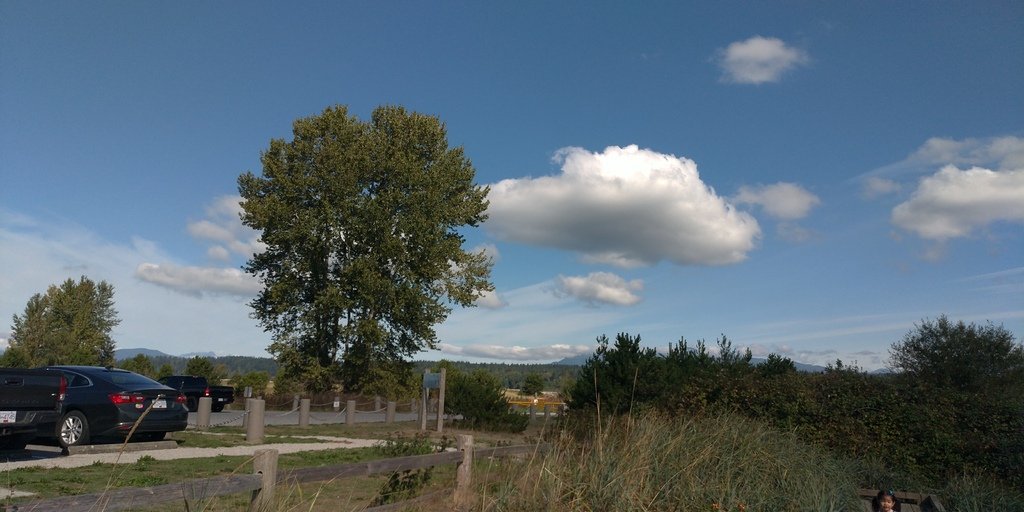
(423, 372, 441, 389)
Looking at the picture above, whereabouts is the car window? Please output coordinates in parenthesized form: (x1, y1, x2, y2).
(67, 372, 91, 388)
(103, 371, 163, 387)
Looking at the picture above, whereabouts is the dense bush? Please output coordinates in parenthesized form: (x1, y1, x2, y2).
(566, 320, 1024, 494)
(443, 364, 528, 432)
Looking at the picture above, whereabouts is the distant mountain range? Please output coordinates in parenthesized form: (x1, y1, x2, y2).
(114, 348, 222, 360)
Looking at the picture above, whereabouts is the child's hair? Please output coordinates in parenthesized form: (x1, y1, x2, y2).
(873, 489, 900, 511)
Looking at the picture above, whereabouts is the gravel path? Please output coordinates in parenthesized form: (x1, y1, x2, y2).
(0, 436, 383, 471)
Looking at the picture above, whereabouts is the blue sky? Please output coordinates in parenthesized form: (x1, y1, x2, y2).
(2, 2, 1022, 370)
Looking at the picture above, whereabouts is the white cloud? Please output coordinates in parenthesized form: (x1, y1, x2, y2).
(134, 263, 262, 297)
(473, 289, 507, 309)
(187, 195, 264, 259)
(909, 136, 1024, 171)
(437, 342, 592, 361)
(861, 177, 902, 198)
(715, 36, 809, 84)
(862, 136, 1024, 182)
(891, 166, 1024, 240)
(555, 272, 643, 306)
(486, 145, 761, 267)
(733, 182, 820, 220)
(474, 243, 501, 264)
(207, 245, 231, 261)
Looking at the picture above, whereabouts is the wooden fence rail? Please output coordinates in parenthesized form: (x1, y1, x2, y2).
(13, 436, 547, 512)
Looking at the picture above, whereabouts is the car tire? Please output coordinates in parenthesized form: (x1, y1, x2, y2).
(186, 397, 198, 412)
(58, 410, 90, 449)
(212, 403, 224, 413)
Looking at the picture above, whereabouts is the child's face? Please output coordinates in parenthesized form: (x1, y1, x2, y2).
(880, 495, 896, 511)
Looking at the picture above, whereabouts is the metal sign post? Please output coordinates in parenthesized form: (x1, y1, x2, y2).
(420, 369, 447, 432)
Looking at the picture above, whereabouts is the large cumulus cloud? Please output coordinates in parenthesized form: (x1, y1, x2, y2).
(486, 145, 761, 268)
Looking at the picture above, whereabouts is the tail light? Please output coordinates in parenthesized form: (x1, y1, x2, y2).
(204, 386, 211, 397)
(58, 375, 67, 402)
(109, 392, 145, 405)
(175, 393, 187, 404)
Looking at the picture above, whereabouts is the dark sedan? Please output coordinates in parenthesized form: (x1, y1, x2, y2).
(39, 366, 189, 448)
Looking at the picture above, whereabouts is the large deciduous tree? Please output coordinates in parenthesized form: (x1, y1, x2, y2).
(889, 315, 1023, 393)
(238, 105, 493, 395)
(3, 276, 119, 367)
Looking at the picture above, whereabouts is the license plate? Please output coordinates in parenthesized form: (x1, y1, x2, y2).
(218, 398, 226, 402)
(152, 400, 167, 409)
(0, 411, 15, 424)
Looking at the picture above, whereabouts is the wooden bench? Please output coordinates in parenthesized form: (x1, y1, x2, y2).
(858, 488, 947, 512)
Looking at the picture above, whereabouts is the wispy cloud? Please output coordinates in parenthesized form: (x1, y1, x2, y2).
(714, 36, 809, 84)
(486, 145, 761, 268)
(134, 263, 261, 297)
(437, 342, 592, 361)
(733, 182, 820, 220)
(554, 272, 643, 306)
(861, 136, 1024, 182)
(0, 209, 271, 357)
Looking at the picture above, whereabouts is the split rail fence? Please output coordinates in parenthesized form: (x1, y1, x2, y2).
(13, 435, 545, 512)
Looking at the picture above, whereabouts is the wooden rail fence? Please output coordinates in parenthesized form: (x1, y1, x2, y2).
(12, 435, 547, 512)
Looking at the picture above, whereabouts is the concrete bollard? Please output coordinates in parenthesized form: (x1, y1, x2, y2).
(197, 397, 213, 430)
(292, 394, 299, 411)
(246, 398, 265, 444)
(241, 397, 252, 429)
(346, 399, 356, 425)
(544, 404, 550, 421)
(374, 396, 381, 411)
(386, 401, 396, 423)
(299, 398, 310, 427)
(333, 396, 341, 412)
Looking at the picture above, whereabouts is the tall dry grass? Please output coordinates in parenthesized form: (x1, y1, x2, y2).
(476, 411, 863, 511)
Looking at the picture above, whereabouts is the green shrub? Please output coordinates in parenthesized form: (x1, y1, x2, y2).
(445, 368, 528, 432)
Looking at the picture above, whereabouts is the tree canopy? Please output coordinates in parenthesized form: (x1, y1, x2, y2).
(2, 276, 119, 367)
(238, 105, 493, 395)
(889, 315, 1023, 393)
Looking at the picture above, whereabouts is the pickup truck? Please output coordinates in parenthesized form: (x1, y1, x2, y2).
(0, 368, 65, 450)
(158, 375, 235, 412)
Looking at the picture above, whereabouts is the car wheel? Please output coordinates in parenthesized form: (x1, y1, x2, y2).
(186, 397, 198, 412)
(212, 403, 224, 413)
(58, 411, 90, 449)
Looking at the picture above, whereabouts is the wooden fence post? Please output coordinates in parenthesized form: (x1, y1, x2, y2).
(249, 448, 278, 512)
(454, 434, 474, 508)
(346, 399, 356, 425)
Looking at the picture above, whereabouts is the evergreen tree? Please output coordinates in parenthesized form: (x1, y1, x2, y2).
(3, 277, 119, 366)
